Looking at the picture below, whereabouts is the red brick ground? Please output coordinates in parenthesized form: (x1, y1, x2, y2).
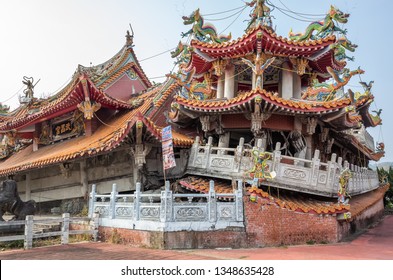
(1, 215, 392, 260)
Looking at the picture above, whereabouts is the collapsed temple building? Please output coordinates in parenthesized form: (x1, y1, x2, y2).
(0, 0, 388, 248)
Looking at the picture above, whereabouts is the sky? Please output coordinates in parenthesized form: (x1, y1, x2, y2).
(0, 0, 392, 162)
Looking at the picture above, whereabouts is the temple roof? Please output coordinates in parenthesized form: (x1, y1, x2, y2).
(185, 25, 344, 76)
(0, 98, 193, 176)
(0, 41, 152, 133)
(0, 76, 141, 132)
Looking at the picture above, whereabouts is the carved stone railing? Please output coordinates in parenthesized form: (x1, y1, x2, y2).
(88, 181, 244, 231)
(187, 137, 380, 197)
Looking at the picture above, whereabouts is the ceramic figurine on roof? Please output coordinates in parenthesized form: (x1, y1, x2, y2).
(330, 36, 358, 62)
(289, 5, 349, 41)
(302, 67, 364, 101)
(181, 8, 232, 43)
(246, 0, 273, 30)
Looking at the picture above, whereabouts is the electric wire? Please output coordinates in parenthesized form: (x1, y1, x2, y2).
(201, 5, 246, 17)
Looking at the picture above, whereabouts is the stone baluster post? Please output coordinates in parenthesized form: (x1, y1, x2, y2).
(327, 153, 337, 192)
(310, 150, 320, 187)
(234, 137, 245, 172)
(88, 184, 97, 218)
(61, 213, 70, 245)
(189, 136, 200, 167)
(208, 180, 217, 223)
(24, 215, 34, 250)
(235, 180, 244, 222)
(160, 181, 173, 222)
(110, 183, 117, 219)
(134, 182, 141, 221)
(272, 142, 282, 175)
(204, 136, 213, 169)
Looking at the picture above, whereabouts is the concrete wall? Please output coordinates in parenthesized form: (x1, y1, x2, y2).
(13, 149, 136, 204)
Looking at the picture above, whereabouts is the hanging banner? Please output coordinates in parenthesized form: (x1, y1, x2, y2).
(162, 126, 176, 170)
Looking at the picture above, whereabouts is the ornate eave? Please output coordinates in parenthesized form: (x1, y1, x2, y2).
(173, 89, 350, 116)
(185, 25, 342, 76)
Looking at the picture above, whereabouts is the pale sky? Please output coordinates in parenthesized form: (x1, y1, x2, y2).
(1, 0, 392, 162)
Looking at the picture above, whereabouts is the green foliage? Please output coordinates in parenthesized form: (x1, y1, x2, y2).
(377, 167, 393, 208)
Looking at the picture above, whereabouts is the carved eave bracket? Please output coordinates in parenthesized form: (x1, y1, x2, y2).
(77, 100, 101, 120)
(289, 57, 309, 76)
(304, 117, 318, 135)
(212, 59, 227, 77)
(59, 162, 74, 178)
(249, 96, 271, 137)
(200, 115, 211, 133)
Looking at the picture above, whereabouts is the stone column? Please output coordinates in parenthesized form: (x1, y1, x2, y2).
(281, 61, 293, 99)
(25, 173, 31, 201)
(305, 117, 317, 161)
(293, 72, 302, 99)
(217, 75, 225, 98)
(80, 160, 88, 198)
(224, 63, 235, 99)
(218, 132, 230, 155)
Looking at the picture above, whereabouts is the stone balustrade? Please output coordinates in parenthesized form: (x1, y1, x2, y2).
(187, 137, 380, 197)
(88, 181, 244, 231)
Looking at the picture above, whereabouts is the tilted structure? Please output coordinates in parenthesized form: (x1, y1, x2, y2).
(0, 0, 388, 248)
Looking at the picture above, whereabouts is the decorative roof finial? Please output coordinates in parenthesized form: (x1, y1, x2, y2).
(20, 76, 40, 104)
(126, 23, 134, 47)
(246, 0, 273, 31)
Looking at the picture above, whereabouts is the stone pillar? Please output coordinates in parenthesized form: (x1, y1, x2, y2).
(305, 117, 317, 161)
(281, 62, 293, 99)
(293, 73, 302, 99)
(224, 63, 235, 99)
(217, 75, 225, 98)
(80, 160, 88, 198)
(25, 173, 31, 201)
(218, 132, 230, 155)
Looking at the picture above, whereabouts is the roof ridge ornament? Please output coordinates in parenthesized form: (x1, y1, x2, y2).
(181, 8, 231, 44)
(20, 76, 40, 105)
(126, 23, 134, 47)
(245, 0, 273, 31)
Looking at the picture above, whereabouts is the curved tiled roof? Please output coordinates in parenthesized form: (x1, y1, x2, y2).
(0, 77, 138, 132)
(175, 89, 351, 114)
(0, 101, 151, 176)
(186, 25, 342, 75)
(247, 186, 350, 215)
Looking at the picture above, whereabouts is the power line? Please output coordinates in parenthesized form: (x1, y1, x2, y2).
(220, 6, 248, 34)
(201, 5, 246, 17)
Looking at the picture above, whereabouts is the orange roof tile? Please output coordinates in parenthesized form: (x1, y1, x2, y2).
(176, 89, 350, 114)
(247, 186, 350, 215)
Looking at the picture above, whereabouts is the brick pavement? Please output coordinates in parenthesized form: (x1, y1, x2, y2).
(1, 215, 392, 260)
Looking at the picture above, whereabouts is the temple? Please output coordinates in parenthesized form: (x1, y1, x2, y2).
(0, 0, 388, 248)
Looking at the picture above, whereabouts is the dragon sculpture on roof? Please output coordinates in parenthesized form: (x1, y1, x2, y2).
(289, 5, 349, 41)
(181, 8, 231, 43)
(302, 67, 364, 101)
(330, 36, 358, 62)
(171, 41, 191, 66)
